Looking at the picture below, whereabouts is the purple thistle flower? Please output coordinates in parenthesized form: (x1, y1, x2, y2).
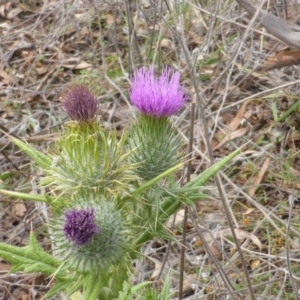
(130, 66, 186, 117)
(62, 85, 98, 122)
(63, 208, 99, 246)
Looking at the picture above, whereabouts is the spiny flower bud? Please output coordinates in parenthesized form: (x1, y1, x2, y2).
(130, 66, 186, 117)
(62, 85, 98, 122)
(128, 116, 183, 180)
(45, 127, 137, 196)
(53, 201, 129, 273)
(63, 209, 99, 246)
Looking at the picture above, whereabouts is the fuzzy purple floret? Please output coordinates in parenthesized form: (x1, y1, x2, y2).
(63, 209, 99, 246)
(62, 86, 98, 122)
(130, 66, 186, 117)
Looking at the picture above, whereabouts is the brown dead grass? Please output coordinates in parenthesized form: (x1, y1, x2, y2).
(1, 0, 300, 299)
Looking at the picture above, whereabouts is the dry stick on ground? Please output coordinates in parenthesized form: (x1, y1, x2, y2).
(286, 192, 300, 300)
(192, 1, 265, 110)
(236, 0, 300, 49)
(188, 209, 243, 299)
(220, 171, 300, 241)
(188, 3, 293, 104)
(145, 1, 254, 297)
(179, 22, 257, 300)
(155, 2, 257, 298)
(181, 2, 270, 299)
(178, 18, 258, 300)
(178, 103, 195, 300)
(125, 0, 143, 72)
(210, 172, 300, 297)
(207, 78, 300, 115)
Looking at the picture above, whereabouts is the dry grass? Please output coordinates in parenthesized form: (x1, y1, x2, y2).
(1, 0, 300, 299)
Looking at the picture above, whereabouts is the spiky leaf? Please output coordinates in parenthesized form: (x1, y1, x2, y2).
(0, 232, 63, 277)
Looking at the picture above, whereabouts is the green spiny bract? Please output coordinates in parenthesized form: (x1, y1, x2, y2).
(43, 122, 137, 197)
(52, 198, 130, 274)
(127, 115, 183, 181)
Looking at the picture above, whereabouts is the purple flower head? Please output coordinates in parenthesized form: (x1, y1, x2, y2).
(63, 208, 99, 246)
(62, 85, 98, 122)
(130, 66, 186, 117)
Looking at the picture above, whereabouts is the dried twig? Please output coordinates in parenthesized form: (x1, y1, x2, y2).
(236, 0, 300, 49)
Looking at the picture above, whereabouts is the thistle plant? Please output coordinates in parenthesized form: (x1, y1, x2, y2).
(128, 66, 187, 180)
(0, 66, 241, 300)
(44, 86, 135, 197)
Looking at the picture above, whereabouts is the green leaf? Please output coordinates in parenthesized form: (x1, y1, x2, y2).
(11, 137, 52, 169)
(162, 147, 241, 215)
(0, 232, 63, 278)
(186, 147, 241, 188)
(134, 147, 241, 247)
(84, 273, 103, 300)
(0, 189, 49, 203)
(276, 99, 300, 122)
(0, 190, 66, 210)
(117, 281, 152, 300)
(125, 162, 184, 200)
(45, 277, 83, 298)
